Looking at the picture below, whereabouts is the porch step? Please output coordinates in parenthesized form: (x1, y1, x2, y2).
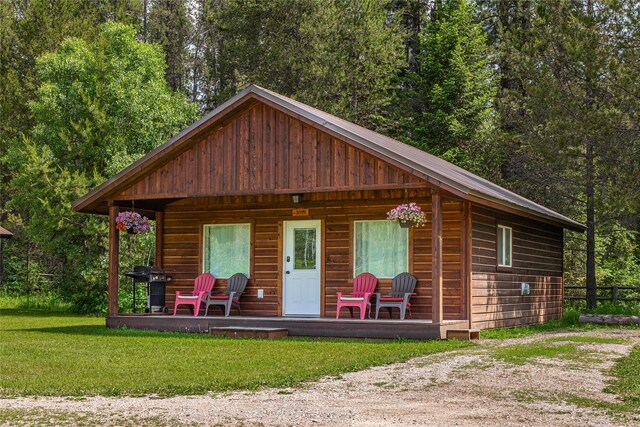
(210, 326, 289, 339)
(446, 329, 480, 341)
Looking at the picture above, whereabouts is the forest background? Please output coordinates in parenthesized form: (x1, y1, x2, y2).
(0, 0, 638, 312)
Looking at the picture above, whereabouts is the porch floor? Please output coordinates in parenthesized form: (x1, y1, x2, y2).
(107, 314, 470, 340)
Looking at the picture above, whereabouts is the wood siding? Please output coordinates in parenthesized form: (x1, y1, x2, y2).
(471, 205, 564, 329)
(119, 103, 422, 199)
(161, 189, 465, 320)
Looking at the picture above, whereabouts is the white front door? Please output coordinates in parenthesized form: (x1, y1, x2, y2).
(283, 220, 321, 316)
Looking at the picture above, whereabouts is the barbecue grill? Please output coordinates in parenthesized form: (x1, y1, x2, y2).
(124, 266, 172, 313)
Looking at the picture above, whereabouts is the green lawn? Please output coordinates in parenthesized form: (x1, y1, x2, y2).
(0, 308, 471, 397)
(608, 343, 640, 405)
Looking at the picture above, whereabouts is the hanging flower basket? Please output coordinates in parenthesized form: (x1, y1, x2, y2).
(387, 202, 428, 228)
(115, 211, 151, 234)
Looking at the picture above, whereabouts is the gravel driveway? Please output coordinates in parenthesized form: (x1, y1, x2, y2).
(2, 328, 639, 426)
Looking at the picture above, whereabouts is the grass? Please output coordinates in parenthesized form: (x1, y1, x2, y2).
(481, 303, 640, 340)
(0, 292, 71, 311)
(607, 344, 640, 405)
(490, 342, 580, 365)
(480, 306, 584, 339)
(576, 300, 640, 316)
(547, 336, 628, 345)
(0, 308, 472, 397)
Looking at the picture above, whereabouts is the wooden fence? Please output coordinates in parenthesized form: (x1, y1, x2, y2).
(564, 285, 640, 302)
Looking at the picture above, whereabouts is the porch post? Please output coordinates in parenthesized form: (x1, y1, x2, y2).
(431, 189, 443, 323)
(155, 211, 164, 268)
(108, 203, 120, 316)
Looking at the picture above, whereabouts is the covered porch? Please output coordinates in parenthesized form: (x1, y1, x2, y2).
(103, 186, 473, 339)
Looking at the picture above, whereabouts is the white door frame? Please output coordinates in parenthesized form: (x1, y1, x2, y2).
(282, 219, 322, 317)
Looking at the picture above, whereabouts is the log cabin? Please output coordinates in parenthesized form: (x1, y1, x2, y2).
(73, 85, 584, 339)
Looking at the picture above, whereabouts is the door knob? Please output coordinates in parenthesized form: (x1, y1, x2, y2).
(286, 271, 290, 274)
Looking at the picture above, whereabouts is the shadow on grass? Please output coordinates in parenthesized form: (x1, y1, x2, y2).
(5, 324, 221, 340)
(0, 308, 85, 318)
(6, 323, 396, 344)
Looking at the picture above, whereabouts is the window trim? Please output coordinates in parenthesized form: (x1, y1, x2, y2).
(353, 219, 409, 279)
(201, 222, 252, 279)
(497, 224, 513, 268)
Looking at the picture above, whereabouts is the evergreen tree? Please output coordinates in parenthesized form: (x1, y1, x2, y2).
(198, 0, 404, 129)
(147, 0, 192, 93)
(297, 0, 406, 128)
(499, 0, 640, 306)
(397, 0, 500, 177)
(198, 0, 317, 108)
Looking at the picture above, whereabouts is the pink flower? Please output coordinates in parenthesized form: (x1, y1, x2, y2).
(115, 211, 151, 233)
(386, 202, 428, 227)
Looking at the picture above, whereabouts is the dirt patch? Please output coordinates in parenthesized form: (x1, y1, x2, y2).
(2, 329, 639, 426)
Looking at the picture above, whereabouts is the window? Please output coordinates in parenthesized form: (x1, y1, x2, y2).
(294, 228, 317, 270)
(203, 224, 250, 278)
(354, 220, 408, 278)
(497, 225, 512, 267)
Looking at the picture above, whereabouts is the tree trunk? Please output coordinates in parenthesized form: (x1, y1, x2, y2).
(584, 0, 597, 309)
(142, 0, 148, 42)
(585, 139, 597, 309)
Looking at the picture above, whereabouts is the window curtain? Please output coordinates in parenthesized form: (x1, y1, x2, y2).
(203, 224, 250, 278)
(355, 221, 408, 278)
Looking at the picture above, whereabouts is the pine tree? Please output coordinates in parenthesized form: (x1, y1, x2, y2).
(397, 0, 500, 177)
(197, 0, 404, 129)
(499, 0, 640, 306)
(297, 0, 406, 129)
(147, 0, 192, 93)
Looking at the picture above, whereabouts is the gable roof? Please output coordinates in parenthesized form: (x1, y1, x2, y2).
(73, 85, 584, 231)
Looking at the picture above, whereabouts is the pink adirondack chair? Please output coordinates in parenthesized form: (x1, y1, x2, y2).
(173, 273, 216, 316)
(336, 272, 378, 319)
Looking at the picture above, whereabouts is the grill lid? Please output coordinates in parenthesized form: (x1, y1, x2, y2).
(125, 265, 165, 279)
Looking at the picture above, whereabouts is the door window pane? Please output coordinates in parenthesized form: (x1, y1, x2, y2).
(203, 224, 250, 278)
(354, 221, 408, 278)
(294, 228, 317, 270)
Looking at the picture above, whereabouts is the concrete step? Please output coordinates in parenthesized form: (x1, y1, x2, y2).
(210, 326, 289, 339)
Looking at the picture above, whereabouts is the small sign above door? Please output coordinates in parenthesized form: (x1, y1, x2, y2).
(292, 208, 309, 217)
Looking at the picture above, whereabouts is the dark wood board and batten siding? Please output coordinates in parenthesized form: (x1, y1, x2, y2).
(471, 205, 564, 329)
(161, 190, 465, 320)
(119, 103, 423, 200)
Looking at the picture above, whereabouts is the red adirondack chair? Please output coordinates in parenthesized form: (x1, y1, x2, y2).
(173, 273, 216, 316)
(336, 272, 378, 320)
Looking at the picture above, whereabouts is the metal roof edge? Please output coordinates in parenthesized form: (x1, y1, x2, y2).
(466, 190, 586, 231)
